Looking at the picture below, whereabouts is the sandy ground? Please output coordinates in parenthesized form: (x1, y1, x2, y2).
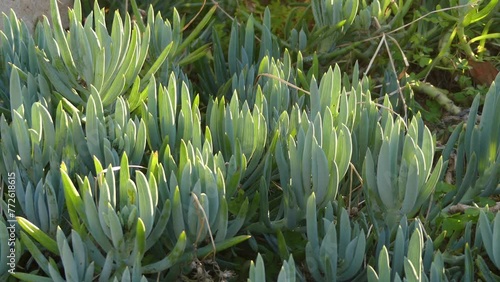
(0, 0, 72, 32)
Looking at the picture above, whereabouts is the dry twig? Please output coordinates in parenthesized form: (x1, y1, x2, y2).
(447, 202, 500, 214)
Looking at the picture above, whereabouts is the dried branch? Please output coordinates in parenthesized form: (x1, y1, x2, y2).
(447, 202, 500, 214)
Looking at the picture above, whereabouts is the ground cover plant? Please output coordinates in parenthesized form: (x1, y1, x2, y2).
(1, 0, 499, 281)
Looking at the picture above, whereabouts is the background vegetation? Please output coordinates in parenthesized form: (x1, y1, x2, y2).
(1, 0, 499, 281)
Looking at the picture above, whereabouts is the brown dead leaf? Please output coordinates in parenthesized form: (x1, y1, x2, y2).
(468, 59, 499, 86)
(244, 0, 257, 13)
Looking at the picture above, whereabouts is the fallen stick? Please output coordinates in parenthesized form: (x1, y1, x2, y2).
(412, 81, 462, 115)
(447, 202, 500, 214)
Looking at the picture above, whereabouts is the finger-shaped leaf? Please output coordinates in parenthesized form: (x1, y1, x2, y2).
(338, 208, 351, 255)
(403, 259, 418, 282)
(401, 158, 419, 214)
(464, 243, 474, 281)
(106, 203, 124, 255)
(17, 217, 58, 255)
(413, 157, 443, 215)
(320, 222, 338, 278)
(277, 254, 296, 282)
(10, 67, 23, 111)
(136, 171, 154, 235)
(70, 230, 87, 279)
(45, 182, 60, 234)
(249, 253, 266, 282)
(171, 186, 185, 238)
(312, 142, 329, 204)
(306, 241, 322, 281)
(306, 193, 319, 253)
(392, 226, 405, 277)
(11, 273, 54, 282)
(82, 178, 113, 252)
(336, 124, 352, 177)
(57, 228, 79, 281)
(407, 228, 422, 280)
(19, 231, 50, 274)
(86, 96, 104, 162)
(367, 265, 379, 282)
(493, 212, 500, 268)
(99, 252, 114, 282)
(226, 197, 248, 238)
(142, 42, 173, 83)
(60, 166, 84, 225)
(338, 232, 365, 280)
(131, 218, 146, 264)
(377, 141, 394, 209)
(12, 110, 31, 168)
(142, 231, 187, 273)
(50, 0, 76, 72)
(301, 126, 314, 193)
(175, 5, 217, 56)
(378, 246, 391, 282)
(364, 149, 377, 190)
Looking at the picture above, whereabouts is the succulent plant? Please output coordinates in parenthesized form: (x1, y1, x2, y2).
(440, 75, 500, 205)
(1, 0, 499, 281)
(478, 210, 500, 273)
(363, 102, 444, 228)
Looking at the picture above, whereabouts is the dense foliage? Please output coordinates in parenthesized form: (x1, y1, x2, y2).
(1, 0, 499, 281)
